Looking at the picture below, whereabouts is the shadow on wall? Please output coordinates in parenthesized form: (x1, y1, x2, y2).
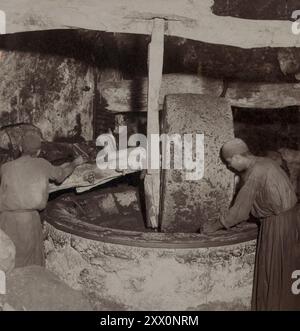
(0, 30, 149, 78)
(233, 106, 300, 154)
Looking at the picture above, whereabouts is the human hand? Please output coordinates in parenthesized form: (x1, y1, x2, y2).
(73, 156, 86, 167)
(115, 167, 126, 176)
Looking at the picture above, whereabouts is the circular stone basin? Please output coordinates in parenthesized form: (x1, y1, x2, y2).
(43, 189, 258, 311)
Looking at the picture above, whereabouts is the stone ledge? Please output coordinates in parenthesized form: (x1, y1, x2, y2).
(44, 222, 256, 311)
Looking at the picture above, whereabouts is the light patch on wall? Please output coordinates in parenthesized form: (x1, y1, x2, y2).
(0, 10, 6, 34)
(0, 9, 5, 60)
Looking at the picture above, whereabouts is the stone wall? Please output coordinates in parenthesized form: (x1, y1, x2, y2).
(44, 222, 256, 311)
(0, 50, 94, 141)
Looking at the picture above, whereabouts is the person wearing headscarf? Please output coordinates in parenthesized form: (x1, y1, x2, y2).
(0, 131, 85, 267)
(203, 138, 300, 310)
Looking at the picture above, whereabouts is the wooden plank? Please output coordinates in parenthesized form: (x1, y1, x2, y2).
(144, 18, 164, 229)
(101, 74, 300, 111)
(226, 82, 300, 108)
(1, 0, 300, 48)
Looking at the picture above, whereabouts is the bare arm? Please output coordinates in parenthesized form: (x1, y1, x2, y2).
(49, 156, 86, 184)
(220, 177, 260, 229)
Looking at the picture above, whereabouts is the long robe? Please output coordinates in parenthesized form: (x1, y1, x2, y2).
(221, 157, 300, 310)
(0, 155, 65, 268)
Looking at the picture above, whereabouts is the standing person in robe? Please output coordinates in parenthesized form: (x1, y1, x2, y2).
(0, 131, 85, 268)
(203, 138, 300, 310)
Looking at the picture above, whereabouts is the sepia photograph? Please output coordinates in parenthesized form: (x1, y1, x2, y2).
(0, 0, 300, 324)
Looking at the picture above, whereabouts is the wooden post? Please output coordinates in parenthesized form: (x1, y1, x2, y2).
(144, 18, 164, 229)
(0, 10, 4, 61)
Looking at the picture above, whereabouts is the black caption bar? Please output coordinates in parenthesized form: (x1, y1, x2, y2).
(0, 311, 300, 329)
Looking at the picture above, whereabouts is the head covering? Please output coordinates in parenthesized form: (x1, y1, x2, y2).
(21, 131, 42, 154)
(221, 138, 249, 159)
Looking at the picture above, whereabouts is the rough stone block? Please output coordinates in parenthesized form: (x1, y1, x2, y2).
(160, 94, 235, 232)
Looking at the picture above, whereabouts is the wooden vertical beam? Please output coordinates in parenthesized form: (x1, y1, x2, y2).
(0, 10, 5, 60)
(0, 10, 5, 34)
(144, 18, 164, 229)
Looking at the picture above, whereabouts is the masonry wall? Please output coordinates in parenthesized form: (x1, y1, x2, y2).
(0, 49, 95, 141)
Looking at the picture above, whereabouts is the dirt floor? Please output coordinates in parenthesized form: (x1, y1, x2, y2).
(0, 266, 92, 311)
